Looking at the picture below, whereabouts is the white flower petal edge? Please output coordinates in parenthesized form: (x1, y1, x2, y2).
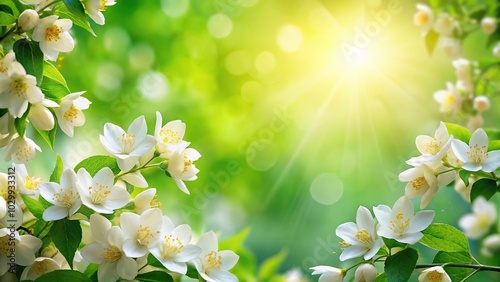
(310, 266, 344, 282)
(459, 196, 497, 239)
(39, 168, 81, 221)
(418, 266, 451, 282)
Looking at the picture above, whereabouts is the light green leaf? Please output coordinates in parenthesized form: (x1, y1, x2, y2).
(50, 154, 64, 183)
(21, 194, 45, 220)
(219, 227, 250, 250)
(384, 248, 418, 282)
(34, 118, 57, 150)
(35, 270, 91, 282)
(51, 219, 82, 269)
(488, 140, 500, 151)
(425, 29, 439, 56)
(54, 2, 95, 36)
(458, 170, 471, 187)
(40, 76, 71, 101)
(13, 39, 44, 85)
(444, 123, 471, 143)
(14, 105, 29, 136)
(74, 155, 120, 177)
(383, 237, 407, 250)
(420, 223, 470, 254)
(484, 128, 500, 140)
(43, 61, 68, 88)
(471, 178, 497, 202)
(0, 11, 15, 25)
(258, 249, 288, 281)
(83, 263, 98, 278)
(374, 273, 388, 282)
(135, 271, 174, 282)
(433, 251, 471, 282)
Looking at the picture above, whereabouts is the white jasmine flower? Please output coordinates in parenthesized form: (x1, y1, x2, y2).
(167, 148, 201, 194)
(481, 17, 497, 34)
(32, 15, 74, 61)
(39, 168, 81, 221)
(433, 82, 462, 113)
(355, 264, 377, 282)
(86, 0, 116, 25)
(100, 116, 156, 172)
(77, 167, 130, 214)
(4, 135, 41, 164)
(120, 208, 163, 258)
(407, 122, 452, 165)
(149, 216, 201, 274)
(14, 163, 42, 198)
(451, 128, 500, 172)
(439, 37, 462, 58)
(453, 58, 473, 93)
(433, 13, 456, 36)
(473, 96, 490, 112)
(374, 196, 435, 244)
(310, 266, 344, 282)
(459, 196, 497, 239)
(0, 51, 15, 79)
(54, 91, 90, 137)
(418, 266, 451, 282)
(0, 228, 42, 276)
(28, 99, 58, 131)
(193, 231, 239, 282)
(80, 214, 138, 282)
(20, 257, 60, 280)
(413, 4, 433, 35)
(0, 61, 44, 118)
(133, 188, 160, 215)
(155, 111, 189, 159)
(335, 206, 383, 261)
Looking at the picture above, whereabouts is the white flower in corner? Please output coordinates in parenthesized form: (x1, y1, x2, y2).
(0, 61, 44, 118)
(335, 206, 383, 261)
(407, 122, 452, 165)
(413, 4, 433, 35)
(20, 257, 60, 281)
(133, 188, 160, 215)
(86, 0, 116, 25)
(193, 231, 239, 282)
(28, 99, 58, 131)
(120, 208, 163, 258)
(155, 111, 189, 159)
(167, 148, 201, 194)
(54, 91, 91, 137)
(32, 15, 74, 61)
(374, 196, 434, 244)
(355, 264, 377, 282)
(100, 116, 156, 172)
(451, 128, 500, 172)
(4, 135, 41, 164)
(418, 266, 451, 282)
(80, 214, 137, 282)
(433, 82, 462, 113)
(150, 216, 201, 274)
(310, 266, 344, 282)
(0, 228, 42, 276)
(77, 167, 130, 214)
(39, 168, 81, 221)
(459, 196, 497, 239)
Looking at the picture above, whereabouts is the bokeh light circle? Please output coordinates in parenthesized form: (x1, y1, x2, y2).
(246, 141, 278, 171)
(225, 50, 252, 75)
(309, 173, 344, 205)
(277, 24, 303, 53)
(138, 71, 170, 101)
(161, 0, 189, 18)
(255, 51, 276, 74)
(208, 14, 233, 38)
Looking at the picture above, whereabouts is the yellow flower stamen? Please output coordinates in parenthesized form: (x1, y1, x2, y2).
(45, 24, 63, 42)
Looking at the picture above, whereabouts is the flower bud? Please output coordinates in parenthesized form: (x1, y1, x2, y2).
(473, 96, 490, 112)
(481, 234, 500, 257)
(28, 103, 55, 131)
(355, 264, 377, 282)
(482, 17, 497, 34)
(18, 9, 39, 31)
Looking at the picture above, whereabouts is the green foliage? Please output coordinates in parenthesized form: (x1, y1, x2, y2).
(425, 29, 439, 56)
(433, 251, 471, 282)
(34, 270, 92, 282)
(488, 140, 500, 151)
(74, 155, 121, 176)
(51, 219, 82, 269)
(383, 237, 407, 251)
(14, 105, 29, 136)
(13, 39, 44, 85)
(50, 154, 64, 182)
(469, 8, 488, 21)
(43, 61, 69, 88)
(374, 273, 388, 282)
(53, 2, 95, 36)
(0, 10, 15, 26)
(40, 76, 71, 100)
(219, 228, 258, 281)
(420, 223, 470, 254)
(384, 248, 418, 282)
(459, 170, 472, 187)
(258, 249, 288, 281)
(444, 123, 471, 143)
(21, 195, 45, 220)
(83, 263, 98, 278)
(471, 178, 498, 202)
(35, 119, 57, 151)
(135, 271, 174, 282)
(146, 253, 165, 269)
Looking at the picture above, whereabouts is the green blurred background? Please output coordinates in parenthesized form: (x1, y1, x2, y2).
(23, 0, 500, 280)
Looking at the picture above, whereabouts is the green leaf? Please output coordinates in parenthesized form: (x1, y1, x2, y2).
(384, 248, 418, 282)
(471, 178, 497, 202)
(40, 76, 71, 100)
(35, 270, 91, 282)
(433, 251, 471, 282)
(135, 271, 174, 282)
(258, 249, 288, 281)
(459, 170, 471, 187)
(43, 61, 68, 88)
(489, 140, 500, 151)
(444, 123, 471, 143)
(21, 195, 45, 220)
(383, 237, 407, 250)
(32, 219, 49, 238)
(487, 27, 500, 48)
(13, 39, 44, 85)
(50, 154, 64, 182)
(484, 128, 500, 140)
(14, 105, 29, 136)
(374, 273, 388, 282)
(0, 0, 19, 17)
(83, 263, 98, 278)
(54, 2, 95, 36)
(185, 264, 199, 279)
(469, 8, 488, 21)
(75, 205, 94, 218)
(34, 118, 57, 150)
(0, 11, 15, 25)
(62, 0, 86, 18)
(146, 253, 165, 269)
(420, 223, 470, 254)
(425, 29, 439, 56)
(219, 227, 250, 250)
(74, 155, 120, 176)
(51, 219, 82, 269)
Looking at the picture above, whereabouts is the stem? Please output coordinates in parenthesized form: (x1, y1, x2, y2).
(416, 263, 500, 272)
(461, 268, 481, 282)
(33, 221, 50, 238)
(0, 26, 17, 44)
(436, 168, 457, 175)
(36, 0, 62, 13)
(114, 156, 160, 180)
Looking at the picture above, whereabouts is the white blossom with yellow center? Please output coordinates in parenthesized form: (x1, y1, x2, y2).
(310, 266, 344, 282)
(433, 82, 462, 113)
(149, 216, 201, 274)
(459, 196, 497, 239)
(54, 91, 90, 137)
(20, 257, 60, 281)
(407, 122, 453, 166)
(13, 163, 42, 200)
(39, 169, 81, 221)
(32, 15, 74, 61)
(193, 231, 239, 282)
(433, 13, 456, 36)
(0, 228, 42, 276)
(80, 214, 137, 282)
(374, 196, 434, 244)
(452, 128, 500, 172)
(0, 51, 15, 79)
(133, 188, 161, 215)
(77, 167, 130, 214)
(166, 148, 201, 194)
(418, 266, 451, 282)
(155, 111, 189, 159)
(100, 115, 156, 172)
(481, 17, 497, 35)
(120, 208, 162, 258)
(413, 4, 433, 35)
(86, 0, 116, 25)
(4, 135, 41, 164)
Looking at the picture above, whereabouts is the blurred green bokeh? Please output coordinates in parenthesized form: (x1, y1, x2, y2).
(20, 0, 500, 279)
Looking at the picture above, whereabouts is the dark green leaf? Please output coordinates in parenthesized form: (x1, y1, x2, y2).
(54, 2, 95, 36)
(186, 264, 199, 279)
(147, 253, 165, 269)
(374, 273, 388, 282)
(43, 60, 68, 88)
(433, 251, 471, 282)
(74, 155, 120, 176)
(51, 219, 82, 269)
(0, 11, 15, 25)
(469, 8, 488, 21)
(425, 29, 439, 56)
(21, 195, 45, 220)
(471, 178, 497, 202)
(76, 205, 94, 218)
(13, 39, 44, 85)
(40, 76, 71, 100)
(35, 270, 91, 282)
(62, 0, 86, 18)
(383, 237, 407, 251)
(14, 105, 29, 136)
(34, 118, 57, 150)
(459, 170, 472, 187)
(49, 154, 64, 182)
(384, 248, 418, 282)
(420, 223, 470, 253)
(32, 219, 49, 238)
(135, 271, 174, 282)
(444, 123, 471, 143)
(487, 28, 500, 48)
